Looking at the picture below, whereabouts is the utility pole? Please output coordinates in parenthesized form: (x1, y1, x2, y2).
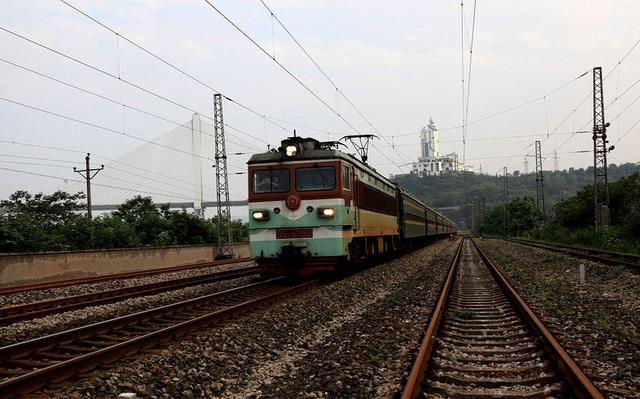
(213, 93, 234, 259)
(503, 166, 509, 236)
(481, 196, 486, 238)
(592, 66, 611, 228)
(535, 140, 545, 218)
(73, 153, 103, 220)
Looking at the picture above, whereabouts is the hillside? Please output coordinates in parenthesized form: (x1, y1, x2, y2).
(392, 162, 640, 228)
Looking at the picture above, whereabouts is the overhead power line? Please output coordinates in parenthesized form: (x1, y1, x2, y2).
(0, 166, 196, 202)
(0, 140, 229, 195)
(462, 0, 478, 167)
(0, 26, 272, 149)
(0, 139, 221, 193)
(256, 0, 411, 167)
(58, 0, 318, 137)
(0, 57, 263, 153)
(0, 96, 255, 169)
(202, 0, 362, 136)
(205, 1, 409, 171)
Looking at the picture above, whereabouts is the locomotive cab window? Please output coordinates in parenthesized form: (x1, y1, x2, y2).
(341, 165, 351, 190)
(253, 169, 290, 193)
(296, 166, 336, 191)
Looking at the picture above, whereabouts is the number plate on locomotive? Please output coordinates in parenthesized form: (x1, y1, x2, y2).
(276, 228, 313, 239)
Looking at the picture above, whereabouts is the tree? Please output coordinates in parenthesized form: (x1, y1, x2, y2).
(112, 196, 168, 246)
(481, 197, 541, 237)
(0, 190, 89, 251)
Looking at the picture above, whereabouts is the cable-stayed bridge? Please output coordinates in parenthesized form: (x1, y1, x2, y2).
(61, 113, 253, 217)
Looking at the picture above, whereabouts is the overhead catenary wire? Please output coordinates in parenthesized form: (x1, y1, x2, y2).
(58, 0, 311, 137)
(202, 0, 361, 136)
(0, 26, 271, 149)
(483, 35, 640, 172)
(257, 0, 412, 168)
(0, 166, 197, 202)
(0, 139, 219, 193)
(553, 72, 640, 152)
(0, 96, 247, 174)
(462, 0, 478, 168)
(546, 35, 640, 151)
(204, 0, 410, 171)
(0, 57, 264, 153)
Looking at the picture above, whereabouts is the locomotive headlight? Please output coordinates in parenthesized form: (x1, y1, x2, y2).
(285, 145, 298, 157)
(252, 210, 270, 221)
(318, 207, 335, 218)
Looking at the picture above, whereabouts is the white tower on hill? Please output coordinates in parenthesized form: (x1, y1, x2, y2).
(420, 118, 439, 159)
(412, 117, 472, 176)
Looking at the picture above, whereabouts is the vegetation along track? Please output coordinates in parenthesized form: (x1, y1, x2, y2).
(402, 237, 603, 398)
(504, 238, 639, 270)
(0, 277, 319, 397)
(0, 257, 250, 296)
(0, 266, 263, 326)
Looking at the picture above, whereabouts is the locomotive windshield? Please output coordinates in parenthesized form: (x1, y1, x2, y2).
(295, 166, 336, 191)
(253, 169, 290, 193)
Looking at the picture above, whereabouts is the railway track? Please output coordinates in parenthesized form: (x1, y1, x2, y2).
(0, 257, 250, 296)
(0, 277, 319, 397)
(0, 266, 263, 326)
(402, 238, 603, 398)
(504, 238, 639, 270)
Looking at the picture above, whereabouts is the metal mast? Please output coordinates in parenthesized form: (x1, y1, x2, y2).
(592, 67, 610, 228)
(213, 94, 234, 259)
(535, 140, 545, 218)
(503, 166, 509, 236)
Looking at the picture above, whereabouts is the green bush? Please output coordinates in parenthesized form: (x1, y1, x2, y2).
(0, 192, 248, 252)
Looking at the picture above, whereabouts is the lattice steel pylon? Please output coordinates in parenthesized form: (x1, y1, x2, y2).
(592, 67, 610, 228)
(535, 140, 545, 218)
(503, 166, 509, 235)
(213, 94, 234, 259)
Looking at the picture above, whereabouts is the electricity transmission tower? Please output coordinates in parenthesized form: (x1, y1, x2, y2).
(503, 167, 509, 235)
(73, 153, 103, 220)
(535, 141, 545, 218)
(523, 156, 529, 174)
(592, 67, 610, 228)
(553, 150, 559, 171)
(213, 93, 234, 259)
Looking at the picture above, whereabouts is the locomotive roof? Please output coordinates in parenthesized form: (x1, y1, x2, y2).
(248, 147, 396, 187)
(247, 137, 456, 227)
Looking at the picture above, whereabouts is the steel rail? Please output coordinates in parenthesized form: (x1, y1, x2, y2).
(0, 277, 319, 397)
(0, 266, 263, 325)
(0, 257, 250, 295)
(504, 238, 639, 269)
(401, 238, 464, 399)
(471, 239, 604, 399)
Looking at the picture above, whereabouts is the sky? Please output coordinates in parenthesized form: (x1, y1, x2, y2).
(1, 0, 639, 214)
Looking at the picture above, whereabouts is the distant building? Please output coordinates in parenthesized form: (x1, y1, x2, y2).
(411, 118, 473, 177)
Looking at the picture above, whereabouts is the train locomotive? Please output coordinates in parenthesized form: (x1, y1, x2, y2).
(247, 136, 456, 275)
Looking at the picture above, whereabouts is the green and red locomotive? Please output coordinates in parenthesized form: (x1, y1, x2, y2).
(248, 136, 456, 275)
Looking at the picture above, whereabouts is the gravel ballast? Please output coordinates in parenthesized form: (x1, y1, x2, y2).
(0, 274, 262, 346)
(0, 260, 255, 309)
(37, 238, 459, 398)
(476, 238, 639, 398)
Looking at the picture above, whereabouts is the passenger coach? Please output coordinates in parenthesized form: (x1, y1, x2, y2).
(247, 136, 455, 275)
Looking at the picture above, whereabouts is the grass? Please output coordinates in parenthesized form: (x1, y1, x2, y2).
(592, 307, 612, 331)
(362, 338, 396, 365)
